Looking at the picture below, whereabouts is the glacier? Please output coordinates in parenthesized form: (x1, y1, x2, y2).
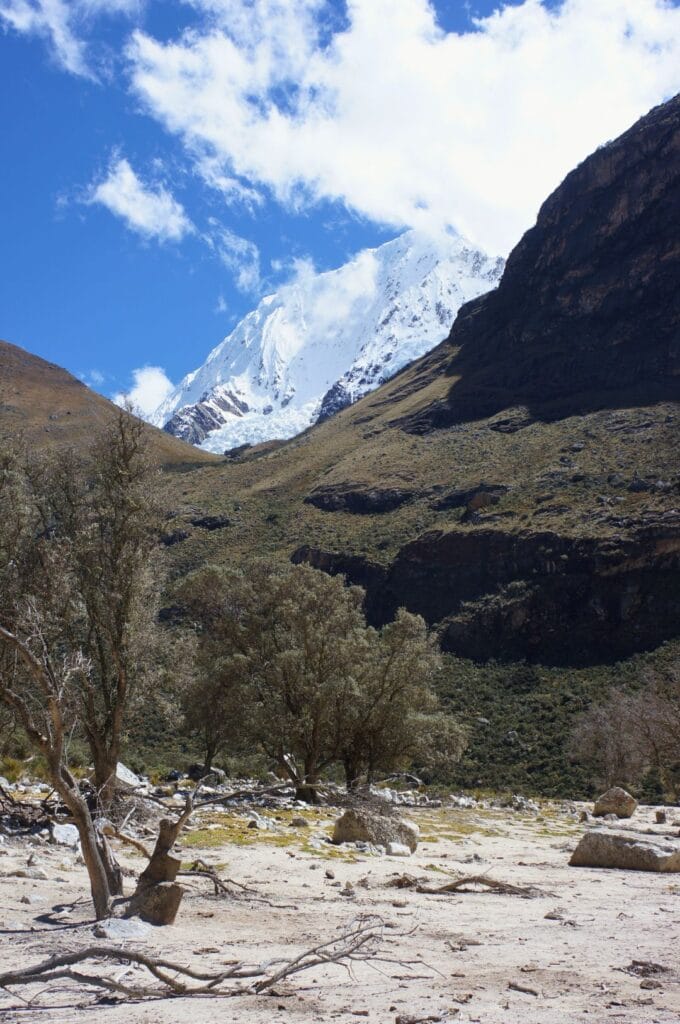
(150, 229, 503, 453)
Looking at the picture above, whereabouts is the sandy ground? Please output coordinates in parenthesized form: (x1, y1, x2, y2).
(0, 802, 678, 1024)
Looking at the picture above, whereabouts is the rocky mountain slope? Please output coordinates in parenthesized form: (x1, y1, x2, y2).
(151, 231, 503, 451)
(154, 94, 680, 667)
(0, 339, 215, 467)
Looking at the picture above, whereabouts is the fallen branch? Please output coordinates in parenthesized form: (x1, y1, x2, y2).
(415, 875, 540, 898)
(0, 917, 385, 1004)
(508, 981, 539, 996)
(176, 859, 254, 896)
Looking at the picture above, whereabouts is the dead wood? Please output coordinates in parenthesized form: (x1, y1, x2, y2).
(391, 872, 544, 897)
(508, 980, 539, 996)
(0, 916, 386, 1004)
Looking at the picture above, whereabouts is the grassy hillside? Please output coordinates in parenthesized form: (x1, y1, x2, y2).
(0, 339, 217, 469)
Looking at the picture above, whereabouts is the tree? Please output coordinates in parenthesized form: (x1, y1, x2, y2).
(180, 564, 465, 796)
(333, 609, 466, 788)
(0, 409, 164, 917)
(571, 660, 680, 799)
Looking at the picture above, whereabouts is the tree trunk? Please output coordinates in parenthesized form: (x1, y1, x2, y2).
(297, 759, 320, 804)
(59, 786, 112, 920)
(94, 750, 119, 811)
(343, 759, 361, 792)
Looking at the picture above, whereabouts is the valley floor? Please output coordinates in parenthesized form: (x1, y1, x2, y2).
(0, 803, 678, 1023)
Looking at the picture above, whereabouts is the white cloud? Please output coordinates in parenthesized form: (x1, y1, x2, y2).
(114, 365, 175, 416)
(88, 156, 194, 242)
(205, 222, 261, 292)
(0, 0, 90, 75)
(0, 0, 142, 76)
(128, 0, 680, 254)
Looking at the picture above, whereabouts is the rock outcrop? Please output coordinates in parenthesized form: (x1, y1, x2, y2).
(296, 510, 680, 664)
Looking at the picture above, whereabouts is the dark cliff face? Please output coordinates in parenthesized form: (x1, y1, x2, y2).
(290, 96, 680, 666)
(403, 94, 680, 433)
(295, 509, 680, 666)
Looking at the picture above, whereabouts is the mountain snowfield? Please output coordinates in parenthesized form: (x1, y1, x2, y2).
(151, 230, 504, 452)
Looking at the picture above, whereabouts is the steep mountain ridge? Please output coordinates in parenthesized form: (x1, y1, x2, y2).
(402, 92, 680, 433)
(151, 230, 503, 451)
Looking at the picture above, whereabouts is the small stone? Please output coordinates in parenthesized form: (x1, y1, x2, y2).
(325, 868, 335, 879)
(7, 867, 49, 880)
(386, 842, 412, 857)
(579, 810, 590, 823)
(93, 917, 151, 941)
(656, 810, 667, 825)
(20, 894, 45, 905)
(290, 816, 309, 828)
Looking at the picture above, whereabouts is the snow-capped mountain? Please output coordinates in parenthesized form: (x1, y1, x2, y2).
(151, 230, 504, 453)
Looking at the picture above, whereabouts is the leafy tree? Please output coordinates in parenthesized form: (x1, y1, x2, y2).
(334, 609, 465, 788)
(180, 564, 465, 797)
(0, 410, 164, 917)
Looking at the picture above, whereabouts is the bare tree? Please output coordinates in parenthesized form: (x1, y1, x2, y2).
(571, 660, 680, 798)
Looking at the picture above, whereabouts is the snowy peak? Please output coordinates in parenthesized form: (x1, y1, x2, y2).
(151, 230, 504, 452)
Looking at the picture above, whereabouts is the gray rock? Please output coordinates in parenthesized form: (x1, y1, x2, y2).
(386, 841, 412, 857)
(593, 787, 637, 819)
(332, 808, 419, 852)
(6, 866, 49, 880)
(50, 823, 81, 849)
(93, 917, 152, 941)
(115, 762, 143, 791)
(570, 830, 680, 872)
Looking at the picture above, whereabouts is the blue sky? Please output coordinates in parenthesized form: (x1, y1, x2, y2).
(1, 0, 679, 413)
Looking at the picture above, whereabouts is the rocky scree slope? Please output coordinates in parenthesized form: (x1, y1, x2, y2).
(151, 230, 503, 451)
(159, 96, 680, 667)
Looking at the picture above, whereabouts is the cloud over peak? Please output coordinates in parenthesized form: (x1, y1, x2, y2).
(127, 0, 680, 254)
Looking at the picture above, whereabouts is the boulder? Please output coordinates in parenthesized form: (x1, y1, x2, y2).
(569, 830, 680, 872)
(50, 823, 80, 849)
(115, 762, 143, 792)
(593, 787, 637, 819)
(332, 808, 419, 853)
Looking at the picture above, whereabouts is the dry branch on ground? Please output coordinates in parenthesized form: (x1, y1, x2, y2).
(0, 917, 385, 1005)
